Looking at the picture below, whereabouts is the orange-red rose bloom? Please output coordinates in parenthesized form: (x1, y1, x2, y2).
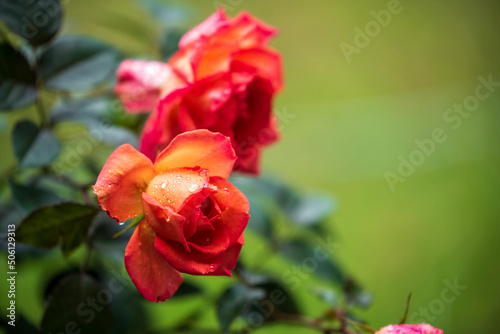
(93, 130, 250, 302)
(376, 324, 443, 334)
(115, 9, 283, 174)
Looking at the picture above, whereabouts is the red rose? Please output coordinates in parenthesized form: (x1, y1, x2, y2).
(376, 324, 443, 334)
(93, 130, 250, 302)
(115, 8, 283, 174)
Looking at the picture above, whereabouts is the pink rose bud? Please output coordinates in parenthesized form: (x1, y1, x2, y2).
(376, 324, 443, 334)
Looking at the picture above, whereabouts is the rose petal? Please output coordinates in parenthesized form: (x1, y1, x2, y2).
(145, 166, 210, 212)
(124, 221, 183, 302)
(169, 39, 208, 83)
(187, 220, 230, 254)
(154, 236, 225, 275)
(93, 144, 155, 222)
(217, 11, 277, 48)
(153, 129, 236, 179)
(178, 74, 233, 130)
(178, 185, 218, 239)
(207, 234, 244, 276)
(209, 177, 250, 244)
(232, 47, 283, 92)
(139, 88, 187, 161)
(142, 193, 189, 251)
(232, 77, 279, 174)
(115, 60, 172, 113)
(179, 8, 229, 48)
(195, 44, 235, 79)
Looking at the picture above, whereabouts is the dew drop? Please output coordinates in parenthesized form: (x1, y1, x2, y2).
(118, 222, 124, 226)
(161, 180, 168, 188)
(198, 169, 209, 178)
(176, 175, 182, 180)
(188, 184, 200, 193)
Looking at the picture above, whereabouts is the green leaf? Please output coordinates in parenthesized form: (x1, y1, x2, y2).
(12, 120, 60, 168)
(9, 179, 60, 214)
(343, 278, 372, 309)
(288, 194, 335, 227)
(0, 42, 36, 111)
(40, 273, 111, 334)
(216, 284, 249, 332)
(51, 97, 138, 147)
(97, 126, 138, 147)
(16, 202, 97, 256)
(245, 280, 300, 319)
(311, 287, 339, 307)
(39, 35, 120, 91)
(231, 175, 335, 228)
(51, 97, 112, 123)
(244, 192, 273, 238)
(0, 0, 62, 46)
(280, 239, 344, 285)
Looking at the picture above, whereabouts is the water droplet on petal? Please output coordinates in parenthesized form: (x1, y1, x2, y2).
(176, 175, 182, 180)
(198, 169, 209, 178)
(188, 184, 200, 193)
(118, 222, 124, 226)
(161, 180, 168, 188)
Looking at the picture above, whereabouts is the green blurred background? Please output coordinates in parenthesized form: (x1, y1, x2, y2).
(2, 0, 500, 333)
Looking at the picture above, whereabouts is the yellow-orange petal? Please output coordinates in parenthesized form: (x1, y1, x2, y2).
(145, 166, 209, 212)
(153, 130, 236, 179)
(93, 144, 155, 222)
(125, 221, 183, 302)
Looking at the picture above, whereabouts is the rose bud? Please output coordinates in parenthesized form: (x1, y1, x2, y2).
(93, 130, 249, 302)
(376, 324, 443, 334)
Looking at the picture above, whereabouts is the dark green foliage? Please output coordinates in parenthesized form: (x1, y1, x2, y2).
(0, 0, 62, 46)
(12, 120, 60, 168)
(40, 273, 111, 334)
(39, 35, 120, 91)
(16, 202, 98, 256)
(0, 43, 37, 110)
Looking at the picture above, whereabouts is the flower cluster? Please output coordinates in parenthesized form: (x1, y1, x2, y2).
(95, 8, 280, 302)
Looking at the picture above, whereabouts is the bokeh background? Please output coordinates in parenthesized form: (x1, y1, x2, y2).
(1, 0, 499, 333)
